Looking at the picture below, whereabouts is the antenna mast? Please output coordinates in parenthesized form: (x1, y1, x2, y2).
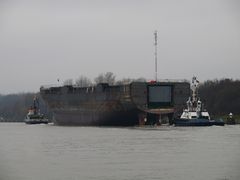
(154, 30, 158, 82)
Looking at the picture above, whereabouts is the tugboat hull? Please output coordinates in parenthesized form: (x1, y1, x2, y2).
(25, 120, 49, 124)
(25, 117, 49, 124)
(174, 118, 225, 126)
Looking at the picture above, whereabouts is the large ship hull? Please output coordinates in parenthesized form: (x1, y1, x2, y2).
(52, 109, 140, 126)
(40, 81, 190, 126)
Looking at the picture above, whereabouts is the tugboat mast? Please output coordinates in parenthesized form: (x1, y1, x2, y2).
(154, 30, 158, 82)
(191, 76, 199, 104)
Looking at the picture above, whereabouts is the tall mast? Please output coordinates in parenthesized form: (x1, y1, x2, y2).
(154, 30, 158, 82)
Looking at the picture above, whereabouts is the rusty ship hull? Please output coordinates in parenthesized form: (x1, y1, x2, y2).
(40, 81, 190, 126)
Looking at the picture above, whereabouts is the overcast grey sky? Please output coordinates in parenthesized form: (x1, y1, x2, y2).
(0, 0, 239, 94)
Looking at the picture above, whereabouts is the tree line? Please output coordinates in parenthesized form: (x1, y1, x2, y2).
(0, 93, 51, 122)
(198, 78, 240, 116)
(64, 72, 146, 87)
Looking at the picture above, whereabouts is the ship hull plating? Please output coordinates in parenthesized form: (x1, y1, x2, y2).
(52, 109, 140, 126)
(40, 82, 190, 126)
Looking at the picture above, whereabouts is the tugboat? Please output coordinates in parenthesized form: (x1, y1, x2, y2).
(174, 77, 224, 126)
(226, 113, 236, 125)
(25, 96, 48, 124)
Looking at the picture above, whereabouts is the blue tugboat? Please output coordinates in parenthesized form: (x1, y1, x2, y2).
(174, 77, 224, 126)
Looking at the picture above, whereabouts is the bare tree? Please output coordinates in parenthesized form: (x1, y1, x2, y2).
(134, 77, 146, 82)
(104, 72, 116, 85)
(94, 72, 116, 85)
(75, 76, 92, 87)
(116, 77, 146, 85)
(63, 79, 73, 86)
(115, 78, 133, 85)
(94, 73, 104, 84)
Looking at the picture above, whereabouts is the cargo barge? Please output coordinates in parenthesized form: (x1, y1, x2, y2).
(40, 81, 190, 126)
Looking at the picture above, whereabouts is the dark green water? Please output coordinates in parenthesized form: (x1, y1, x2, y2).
(0, 123, 239, 180)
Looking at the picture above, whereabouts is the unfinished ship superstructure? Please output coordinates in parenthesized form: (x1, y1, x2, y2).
(40, 81, 190, 126)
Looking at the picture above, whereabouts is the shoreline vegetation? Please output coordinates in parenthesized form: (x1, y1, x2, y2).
(198, 78, 240, 124)
(0, 73, 239, 123)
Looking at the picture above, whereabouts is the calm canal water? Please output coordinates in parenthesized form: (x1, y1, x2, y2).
(0, 123, 239, 180)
